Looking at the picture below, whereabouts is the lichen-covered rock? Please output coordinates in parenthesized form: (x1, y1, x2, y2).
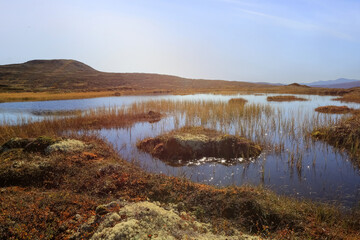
(46, 139, 87, 154)
(137, 127, 261, 166)
(89, 201, 260, 240)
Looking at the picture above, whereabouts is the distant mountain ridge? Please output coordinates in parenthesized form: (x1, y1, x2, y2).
(254, 82, 283, 86)
(306, 78, 360, 88)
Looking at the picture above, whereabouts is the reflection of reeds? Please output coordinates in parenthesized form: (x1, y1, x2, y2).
(130, 99, 347, 167)
(0, 106, 162, 143)
(311, 112, 360, 166)
(129, 99, 274, 141)
(31, 109, 83, 116)
(1, 97, 353, 173)
(315, 105, 353, 114)
(296, 155, 303, 179)
(228, 97, 248, 105)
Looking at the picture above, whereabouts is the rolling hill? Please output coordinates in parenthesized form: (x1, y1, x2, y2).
(0, 59, 271, 93)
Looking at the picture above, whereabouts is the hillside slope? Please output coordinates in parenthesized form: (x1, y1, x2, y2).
(0, 59, 269, 92)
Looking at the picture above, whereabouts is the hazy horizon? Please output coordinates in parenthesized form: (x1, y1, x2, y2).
(1, 0, 360, 84)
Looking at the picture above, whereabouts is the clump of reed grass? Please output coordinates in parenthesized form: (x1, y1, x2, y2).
(315, 105, 353, 114)
(0, 106, 162, 144)
(312, 112, 360, 166)
(129, 98, 346, 161)
(267, 95, 308, 102)
(333, 90, 360, 104)
(228, 97, 248, 105)
(31, 109, 83, 116)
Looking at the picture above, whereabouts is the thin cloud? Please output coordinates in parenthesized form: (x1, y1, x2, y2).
(214, 0, 354, 41)
(237, 8, 353, 41)
(217, 0, 262, 8)
(237, 8, 317, 30)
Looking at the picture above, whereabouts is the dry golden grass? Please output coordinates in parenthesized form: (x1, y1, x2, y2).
(129, 99, 274, 138)
(228, 97, 248, 104)
(0, 106, 162, 144)
(0, 87, 351, 103)
(315, 105, 353, 114)
(312, 112, 360, 166)
(0, 91, 116, 102)
(267, 95, 308, 102)
(0, 90, 171, 103)
(333, 90, 360, 104)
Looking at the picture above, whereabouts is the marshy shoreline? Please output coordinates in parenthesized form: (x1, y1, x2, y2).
(1, 94, 360, 239)
(1, 134, 360, 239)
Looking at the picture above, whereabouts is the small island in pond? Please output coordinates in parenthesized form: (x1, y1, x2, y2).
(267, 95, 308, 102)
(137, 126, 261, 166)
(315, 105, 353, 114)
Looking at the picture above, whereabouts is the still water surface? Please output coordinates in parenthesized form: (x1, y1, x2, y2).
(1, 94, 359, 207)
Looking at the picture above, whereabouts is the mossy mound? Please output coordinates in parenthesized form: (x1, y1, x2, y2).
(0, 136, 59, 154)
(137, 127, 261, 166)
(0, 137, 89, 155)
(0, 137, 90, 187)
(315, 105, 353, 114)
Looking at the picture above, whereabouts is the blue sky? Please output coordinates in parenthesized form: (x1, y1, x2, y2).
(1, 0, 360, 83)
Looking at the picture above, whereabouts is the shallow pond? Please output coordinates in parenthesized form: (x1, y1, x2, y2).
(1, 94, 359, 207)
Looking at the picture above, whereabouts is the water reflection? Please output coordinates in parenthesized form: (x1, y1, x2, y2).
(1, 93, 360, 207)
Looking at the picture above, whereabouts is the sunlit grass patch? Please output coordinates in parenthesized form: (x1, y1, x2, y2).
(312, 112, 360, 166)
(0, 107, 162, 144)
(228, 97, 248, 105)
(333, 91, 360, 104)
(315, 105, 353, 114)
(267, 95, 308, 102)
